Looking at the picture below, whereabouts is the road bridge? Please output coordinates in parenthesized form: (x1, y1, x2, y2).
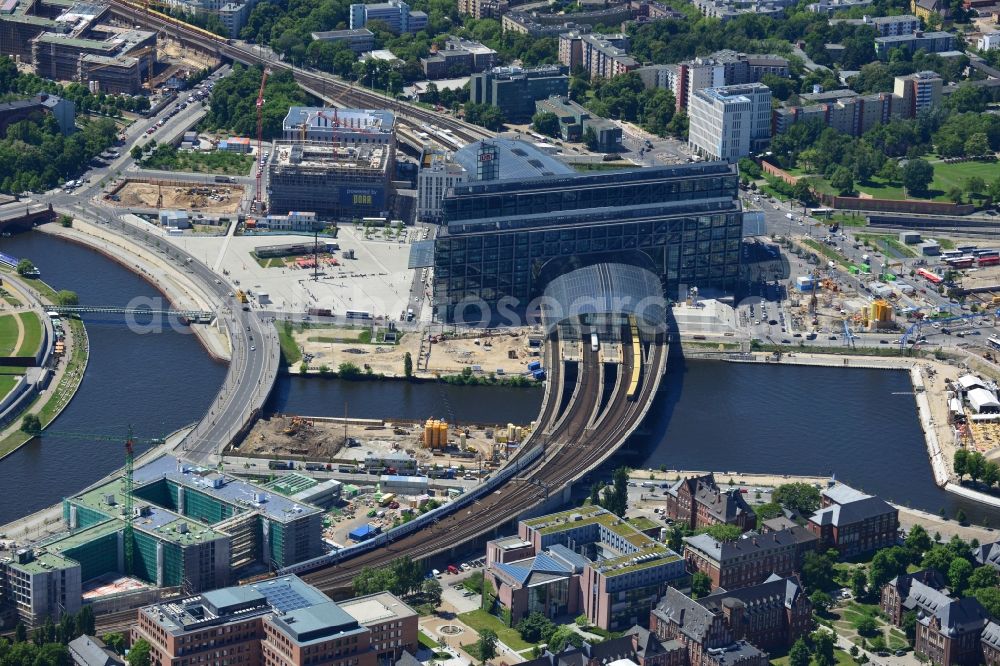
(288, 264, 669, 594)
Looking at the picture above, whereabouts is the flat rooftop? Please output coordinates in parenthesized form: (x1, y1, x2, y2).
(272, 143, 389, 172)
(453, 139, 573, 182)
(283, 106, 395, 135)
(339, 592, 416, 624)
(134, 454, 324, 524)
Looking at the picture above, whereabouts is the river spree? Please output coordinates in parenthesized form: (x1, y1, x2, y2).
(0, 232, 227, 524)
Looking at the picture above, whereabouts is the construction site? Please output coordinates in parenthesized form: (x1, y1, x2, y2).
(108, 179, 244, 213)
(293, 325, 545, 378)
(234, 413, 524, 469)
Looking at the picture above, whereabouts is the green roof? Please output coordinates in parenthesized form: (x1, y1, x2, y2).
(263, 472, 318, 497)
(628, 516, 659, 532)
(34, 33, 116, 51)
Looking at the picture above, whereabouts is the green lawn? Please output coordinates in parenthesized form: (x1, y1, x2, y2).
(0, 375, 20, 399)
(0, 314, 18, 356)
(17, 311, 42, 357)
(457, 609, 532, 651)
(771, 647, 854, 665)
(418, 631, 440, 650)
(277, 323, 302, 365)
(852, 160, 997, 203)
(141, 148, 254, 176)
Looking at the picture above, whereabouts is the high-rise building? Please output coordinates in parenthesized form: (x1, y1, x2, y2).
(892, 70, 943, 116)
(688, 83, 771, 161)
(422, 140, 743, 321)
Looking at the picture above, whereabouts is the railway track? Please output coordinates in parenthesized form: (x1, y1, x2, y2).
(303, 325, 665, 594)
(106, 0, 494, 145)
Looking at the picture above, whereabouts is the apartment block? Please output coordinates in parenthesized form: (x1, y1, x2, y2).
(688, 83, 772, 161)
(421, 37, 496, 79)
(457, 0, 507, 19)
(875, 30, 956, 59)
(559, 32, 637, 80)
(774, 88, 906, 137)
(893, 70, 943, 116)
(806, 483, 898, 558)
(469, 65, 569, 122)
(664, 473, 756, 532)
(682, 526, 817, 591)
(349, 0, 427, 33)
(132, 575, 417, 666)
(485, 506, 686, 631)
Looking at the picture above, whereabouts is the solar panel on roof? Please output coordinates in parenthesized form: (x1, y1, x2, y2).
(259, 583, 311, 612)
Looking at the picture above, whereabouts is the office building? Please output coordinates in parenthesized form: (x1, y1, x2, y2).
(559, 32, 638, 80)
(417, 148, 467, 222)
(422, 141, 744, 321)
(682, 527, 818, 591)
(132, 575, 417, 666)
(349, 0, 427, 33)
(650, 575, 812, 664)
(808, 0, 874, 13)
(282, 107, 395, 146)
(806, 483, 898, 558)
(0, 455, 326, 627)
(688, 83, 771, 161)
(257, 211, 324, 232)
(268, 142, 393, 219)
(484, 505, 686, 630)
(534, 95, 622, 150)
(421, 37, 496, 79)
(893, 70, 943, 115)
(470, 65, 569, 122)
(664, 473, 756, 532)
(310, 28, 376, 54)
(875, 30, 956, 59)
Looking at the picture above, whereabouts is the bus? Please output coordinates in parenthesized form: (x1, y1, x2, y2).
(945, 256, 974, 269)
(917, 268, 944, 284)
(235, 289, 249, 303)
(346, 310, 372, 320)
(989, 336, 1000, 351)
(979, 253, 1000, 267)
(590, 332, 599, 352)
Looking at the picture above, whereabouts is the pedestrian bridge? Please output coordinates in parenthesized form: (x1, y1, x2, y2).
(50, 305, 216, 320)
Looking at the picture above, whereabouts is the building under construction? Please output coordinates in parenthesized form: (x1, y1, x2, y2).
(282, 106, 396, 146)
(0, 454, 324, 627)
(267, 142, 393, 219)
(0, 0, 155, 93)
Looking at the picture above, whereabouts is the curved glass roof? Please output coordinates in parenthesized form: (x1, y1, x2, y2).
(541, 263, 665, 329)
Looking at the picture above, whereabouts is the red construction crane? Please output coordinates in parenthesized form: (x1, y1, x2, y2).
(254, 67, 270, 213)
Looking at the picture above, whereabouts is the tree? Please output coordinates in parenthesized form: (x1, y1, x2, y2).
(878, 159, 900, 183)
(422, 577, 443, 606)
(954, 448, 968, 480)
(403, 352, 413, 379)
(949, 557, 973, 594)
(967, 177, 987, 197)
(130, 144, 143, 160)
(901, 158, 934, 197)
(588, 482, 602, 506)
(547, 626, 584, 652)
(600, 467, 629, 517)
(969, 565, 998, 592)
(20, 413, 41, 436)
(948, 186, 964, 204)
(102, 632, 125, 655)
(516, 612, 555, 643)
(75, 605, 95, 637)
(754, 501, 783, 528)
(773, 482, 821, 516)
(16, 258, 35, 276)
(975, 586, 1000, 618)
(57, 214, 72, 228)
(792, 179, 816, 205)
(55, 290, 78, 306)
(690, 571, 712, 598)
(905, 524, 932, 556)
(802, 549, 837, 591)
(14, 622, 26, 643)
(902, 610, 918, 644)
(338, 362, 362, 379)
(983, 461, 999, 489)
(697, 524, 743, 542)
(922, 544, 956, 574)
(531, 111, 560, 138)
(850, 567, 868, 600)
(813, 630, 835, 666)
(789, 637, 811, 666)
(830, 166, 854, 195)
(869, 546, 909, 590)
(583, 126, 598, 151)
(965, 132, 990, 158)
(476, 629, 498, 664)
(128, 638, 152, 666)
(856, 615, 878, 637)
(810, 590, 834, 613)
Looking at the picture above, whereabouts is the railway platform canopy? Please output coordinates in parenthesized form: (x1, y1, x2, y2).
(540, 263, 665, 338)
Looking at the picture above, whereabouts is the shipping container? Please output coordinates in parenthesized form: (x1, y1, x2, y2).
(532, 369, 546, 380)
(527, 360, 541, 372)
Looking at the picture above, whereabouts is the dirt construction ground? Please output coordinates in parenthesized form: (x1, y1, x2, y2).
(295, 326, 543, 378)
(113, 181, 243, 213)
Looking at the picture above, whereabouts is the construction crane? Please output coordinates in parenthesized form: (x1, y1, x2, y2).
(254, 67, 270, 214)
(30, 427, 167, 575)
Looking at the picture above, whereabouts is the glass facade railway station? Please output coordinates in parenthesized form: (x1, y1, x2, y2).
(432, 161, 743, 322)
